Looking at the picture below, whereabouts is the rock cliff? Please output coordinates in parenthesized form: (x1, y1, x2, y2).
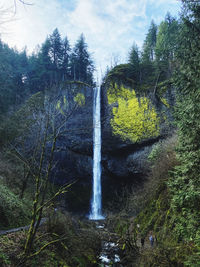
(51, 81, 175, 213)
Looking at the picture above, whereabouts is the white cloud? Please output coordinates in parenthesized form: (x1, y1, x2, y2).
(62, 0, 150, 73)
(1, 0, 180, 76)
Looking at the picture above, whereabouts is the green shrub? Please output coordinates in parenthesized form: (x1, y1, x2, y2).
(0, 249, 11, 266)
(0, 182, 31, 229)
(148, 141, 162, 163)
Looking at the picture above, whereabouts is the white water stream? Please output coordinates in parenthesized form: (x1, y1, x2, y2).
(96, 222, 122, 266)
(89, 86, 104, 220)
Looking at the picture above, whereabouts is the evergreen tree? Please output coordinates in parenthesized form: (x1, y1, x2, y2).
(27, 53, 41, 93)
(155, 13, 179, 79)
(142, 20, 157, 62)
(14, 50, 29, 100)
(128, 43, 140, 83)
(27, 31, 95, 91)
(70, 34, 94, 85)
(0, 40, 30, 112)
(0, 29, 95, 115)
(49, 28, 63, 83)
(61, 36, 71, 81)
(37, 38, 53, 88)
(140, 21, 157, 86)
(169, 0, 200, 241)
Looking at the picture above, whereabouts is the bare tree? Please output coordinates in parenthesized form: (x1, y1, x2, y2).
(0, 5, 15, 29)
(0, 0, 32, 33)
(7, 91, 79, 259)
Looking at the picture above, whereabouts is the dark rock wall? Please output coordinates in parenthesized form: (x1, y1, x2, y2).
(51, 82, 175, 213)
(100, 83, 175, 208)
(48, 84, 94, 212)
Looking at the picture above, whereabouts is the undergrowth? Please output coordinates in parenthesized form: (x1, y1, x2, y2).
(0, 211, 101, 267)
(130, 134, 200, 266)
(0, 181, 32, 229)
(108, 134, 199, 266)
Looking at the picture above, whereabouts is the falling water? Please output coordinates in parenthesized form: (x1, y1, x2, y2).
(89, 86, 104, 220)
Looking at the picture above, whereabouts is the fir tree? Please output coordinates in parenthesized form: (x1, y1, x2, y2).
(61, 36, 71, 81)
(49, 28, 63, 83)
(142, 20, 157, 62)
(128, 43, 140, 83)
(169, 0, 200, 241)
(155, 13, 179, 79)
(70, 34, 94, 85)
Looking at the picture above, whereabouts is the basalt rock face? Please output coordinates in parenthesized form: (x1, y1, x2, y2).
(49, 83, 94, 212)
(50, 84, 94, 183)
(100, 82, 175, 186)
(102, 139, 158, 179)
(51, 82, 175, 213)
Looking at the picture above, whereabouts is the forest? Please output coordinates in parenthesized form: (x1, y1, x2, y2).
(0, 0, 200, 266)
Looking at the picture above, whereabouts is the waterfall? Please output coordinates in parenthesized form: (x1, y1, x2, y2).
(89, 85, 104, 220)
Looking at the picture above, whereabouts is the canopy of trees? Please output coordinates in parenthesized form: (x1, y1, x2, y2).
(0, 29, 94, 114)
(105, 13, 179, 96)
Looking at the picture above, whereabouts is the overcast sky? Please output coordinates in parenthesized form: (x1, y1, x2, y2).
(1, 0, 181, 76)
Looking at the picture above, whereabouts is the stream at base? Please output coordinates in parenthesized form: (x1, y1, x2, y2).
(95, 221, 123, 267)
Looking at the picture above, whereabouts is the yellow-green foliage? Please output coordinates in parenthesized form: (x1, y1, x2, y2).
(160, 97, 170, 108)
(63, 95, 67, 105)
(56, 95, 68, 115)
(56, 100, 61, 110)
(74, 93, 85, 106)
(107, 84, 160, 142)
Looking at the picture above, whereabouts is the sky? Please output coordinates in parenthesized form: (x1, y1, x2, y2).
(1, 0, 181, 76)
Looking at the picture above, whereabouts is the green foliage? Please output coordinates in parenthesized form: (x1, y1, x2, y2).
(0, 40, 29, 113)
(0, 249, 11, 265)
(167, 0, 200, 243)
(0, 182, 31, 229)
(133, 182, 200, 266)
(49, 28, 63, 70)
(105, 7, 200, 263)
(125, 126, 199, 266)
(0, 92, 44, 145)
(70, 33, 94, 85)
(33, 212, 100, 267)
(56, 95, 68, 115)
(105, 64, 136, 88)
(155, 13, 179, 76)
(117, 135, 200, 265)
(128, 43, 141, 83)
(107, 84, 160, 142)
(0, 28, 94, 100)
(160, 97, 170, 108)
(74, 92, 85, 106)
(105, 14, 178, 96)
(132, 137, 176, 237)
(0, 211, 101, 266)
(148, 142, 162, 162)
(142, 20, 157, 62)
(128, 43, 140, 67)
